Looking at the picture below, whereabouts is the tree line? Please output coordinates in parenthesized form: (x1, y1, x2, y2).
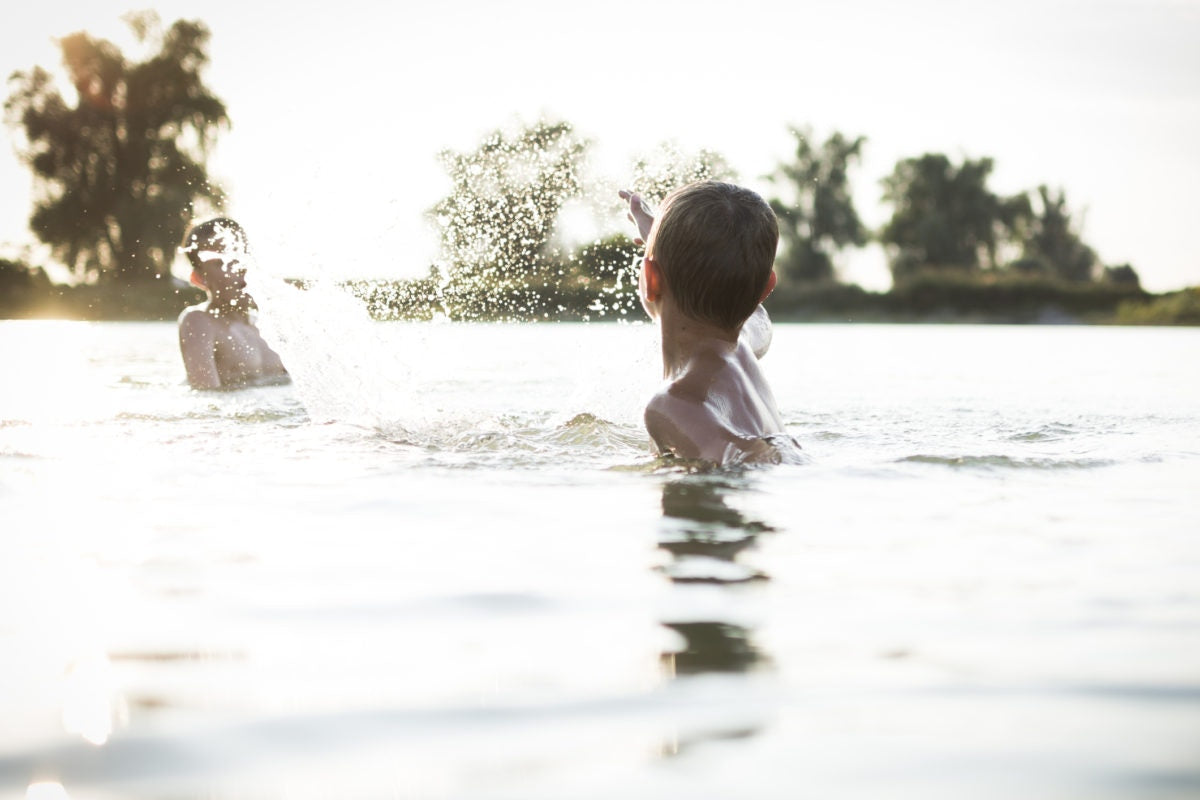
(4, 13, 1180, 323)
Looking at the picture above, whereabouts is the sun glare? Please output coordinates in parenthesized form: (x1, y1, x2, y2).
(61, 652, 119, 746)
(25, 783, 71, 800)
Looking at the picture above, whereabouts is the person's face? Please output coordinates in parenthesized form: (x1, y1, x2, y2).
(194, 251, 246, 294)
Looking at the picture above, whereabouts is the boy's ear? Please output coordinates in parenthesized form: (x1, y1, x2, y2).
(759, 270, 777, 303)
(644, 255, 663, 302)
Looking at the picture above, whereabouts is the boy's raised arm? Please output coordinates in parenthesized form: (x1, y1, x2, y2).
(619, 189, 655, 244)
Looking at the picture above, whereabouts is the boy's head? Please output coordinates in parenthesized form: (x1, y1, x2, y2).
(645, 181, 778, 330)
(181, 217, 250, 290)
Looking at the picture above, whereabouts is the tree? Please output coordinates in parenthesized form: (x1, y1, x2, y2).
(1012, 185, 1098, 282)
(429, 119, 589, 288)
(766, 126, 867, 283)
(879, 153, 1026, 281)
(4, 12, 228, 284)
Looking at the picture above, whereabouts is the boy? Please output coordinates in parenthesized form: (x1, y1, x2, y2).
(177, 217, 289, 390)
(619, 181, 799, 465)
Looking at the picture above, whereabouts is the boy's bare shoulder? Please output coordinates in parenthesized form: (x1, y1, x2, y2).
(645, 387, 787, 465)
(644, 370, 754, 464)
(178, 303, 215, 328)
(644, 384, 715, 461)
(644, 343, 797, 466)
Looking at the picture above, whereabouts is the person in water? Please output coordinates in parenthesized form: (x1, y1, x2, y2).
(619, 181, 797, 466)
(177, 217, 289, 390)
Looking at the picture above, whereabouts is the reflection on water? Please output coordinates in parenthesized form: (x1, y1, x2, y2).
(61, 652, 123, 746)
(661, 621, 762, 675)
(655, 472, 776, 755)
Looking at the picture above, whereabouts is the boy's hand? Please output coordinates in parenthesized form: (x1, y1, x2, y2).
(618, 189, 655, 245)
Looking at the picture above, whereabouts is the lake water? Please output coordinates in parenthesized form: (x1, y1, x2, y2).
(1, 316, 1198, 800)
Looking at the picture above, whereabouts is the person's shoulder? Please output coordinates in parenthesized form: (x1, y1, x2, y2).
(644, 381, 726, 460)
(178, 301, 212, 323)
(178, 304, 220, 341)
(646, 382, 691, 418)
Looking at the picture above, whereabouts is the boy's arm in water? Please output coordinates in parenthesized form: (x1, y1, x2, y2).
(178, 309, 222, 390)
(739, 304, 773, 360)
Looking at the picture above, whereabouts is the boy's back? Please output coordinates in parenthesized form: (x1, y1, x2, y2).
(645, 306, 790, 464)
(621, 182, 800, 466)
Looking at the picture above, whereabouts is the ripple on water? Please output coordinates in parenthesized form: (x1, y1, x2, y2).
(898, 454, 1118, 470)
(1004, 421, 1081, 442)
(436, 413, 643, 454)
(380, 411, 651, 471)
(0, 449, 40, 460)
(549, 412, 648, 451)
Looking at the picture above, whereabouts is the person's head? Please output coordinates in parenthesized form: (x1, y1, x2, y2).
(180, 217, 250, 294)
(642, 181, 778, 331)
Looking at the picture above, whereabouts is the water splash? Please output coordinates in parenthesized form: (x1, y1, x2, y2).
(242, 259, 658, 454)
(426, 119, 593, 322)
(628, 140, 738, 208)
(224, 128, 735, 439)
(244, 267, 419, 430)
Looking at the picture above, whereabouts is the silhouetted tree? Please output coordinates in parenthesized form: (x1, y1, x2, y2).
(4, 12, 228, 284)
(766, 126, 867, 283)
(879, 153, 1025, 280)
(1012, 185, 1098, 282)
(429, 119, 589, 287)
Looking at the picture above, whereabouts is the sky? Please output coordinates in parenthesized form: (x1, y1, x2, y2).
(2, 0, 1198, 292)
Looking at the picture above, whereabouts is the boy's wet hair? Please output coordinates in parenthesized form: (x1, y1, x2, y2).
(181, 217, 250, 269)
(648, 181, 778, 331)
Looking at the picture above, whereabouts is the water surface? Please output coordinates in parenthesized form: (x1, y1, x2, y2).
(1, 320, 1198, 799)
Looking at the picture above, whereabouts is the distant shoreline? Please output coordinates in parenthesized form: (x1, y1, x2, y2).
(1, 274, 1197, 326)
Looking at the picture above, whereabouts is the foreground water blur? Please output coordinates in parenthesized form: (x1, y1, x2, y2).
(1, 319, 1198, 799)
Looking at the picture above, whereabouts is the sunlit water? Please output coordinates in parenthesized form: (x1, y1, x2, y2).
(1, 315, 1198, 800)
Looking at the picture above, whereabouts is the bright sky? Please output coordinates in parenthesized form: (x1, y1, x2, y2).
(2, 0, 1198, 292)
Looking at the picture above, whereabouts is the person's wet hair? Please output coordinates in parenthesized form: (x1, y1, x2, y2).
(648, 181, 778, 331)
(181, 217, 250, 271)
